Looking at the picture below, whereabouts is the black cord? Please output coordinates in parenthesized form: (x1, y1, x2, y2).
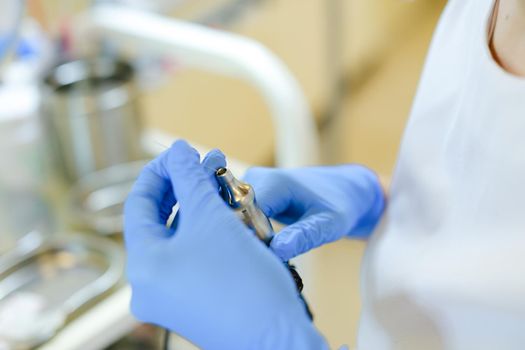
(162, 328, 170, 350)
(287, 263, 313, 320)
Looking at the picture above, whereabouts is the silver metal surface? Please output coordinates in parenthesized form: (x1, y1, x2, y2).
(0, 231, 45, 270)
(43, 57, 144, 182)
(215, 167, 274, 244)
(68, 160, 149, 235)
(0, 234, 124, 349)
(0, 192, 52, 257)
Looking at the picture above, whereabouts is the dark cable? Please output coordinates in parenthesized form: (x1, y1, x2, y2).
(287, 263, 313, 320)
(162, 328, 170, 350)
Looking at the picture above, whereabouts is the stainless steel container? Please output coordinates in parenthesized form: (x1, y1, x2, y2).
(43, 58, 144, 182)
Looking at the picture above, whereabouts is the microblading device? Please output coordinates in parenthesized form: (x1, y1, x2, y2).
(215, 167, 312, 320)
(215, 167, 274, 244)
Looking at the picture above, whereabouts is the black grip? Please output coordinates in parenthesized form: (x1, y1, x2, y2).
(286, 263, 313, 320)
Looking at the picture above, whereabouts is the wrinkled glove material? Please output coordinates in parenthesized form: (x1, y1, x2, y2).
(244, 164, 385, 261)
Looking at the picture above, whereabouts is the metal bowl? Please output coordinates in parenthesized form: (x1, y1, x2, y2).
(0, 234, 124, 349)
(68, 160, 149, 235)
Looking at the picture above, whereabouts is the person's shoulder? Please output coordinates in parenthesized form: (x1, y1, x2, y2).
(440, 0, 476, 22)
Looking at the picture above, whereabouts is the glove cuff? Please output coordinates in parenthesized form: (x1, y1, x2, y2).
(348, 169, 386, 239)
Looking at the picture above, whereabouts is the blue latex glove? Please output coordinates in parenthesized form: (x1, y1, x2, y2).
(124, 140, 327, 350)
(243, 165, 385, 261)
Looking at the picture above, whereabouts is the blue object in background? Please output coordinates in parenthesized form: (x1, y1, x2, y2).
(0, 36, 11, 59)
(0, 35, 39, 62)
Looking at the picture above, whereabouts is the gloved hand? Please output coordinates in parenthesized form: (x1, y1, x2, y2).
(124, 140, 327, 350)
(243, 165, 385, 261)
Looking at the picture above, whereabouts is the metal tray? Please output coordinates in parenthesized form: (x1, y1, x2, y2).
(0, 192, 53, 257)
(68, 160, 149, 235)
(0, 234, 124, 349)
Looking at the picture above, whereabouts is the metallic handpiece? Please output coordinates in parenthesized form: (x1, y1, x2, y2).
(215, 167, 274, 245)
(215, 167, 313, 320)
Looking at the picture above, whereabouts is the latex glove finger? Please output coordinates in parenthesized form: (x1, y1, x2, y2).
(243, 167, 294, 218)
(158, 147, 228, 223)
(164, 148, 226, 232)
(135, 148, 177, 224)
(124, 158, 173, 253)
(201, 149, 227, 187)
(163, 141, 226, 229)
(161, 148, 226, 228)
(270, 212, 351, 261)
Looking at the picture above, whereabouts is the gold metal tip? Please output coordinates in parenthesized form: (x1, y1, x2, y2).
(214, 166, 274, 243)
(216, 167, 227, 176)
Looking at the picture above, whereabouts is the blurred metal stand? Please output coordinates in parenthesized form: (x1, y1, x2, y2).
(87, 3, 319, 168)
(43, 58, 145, 182)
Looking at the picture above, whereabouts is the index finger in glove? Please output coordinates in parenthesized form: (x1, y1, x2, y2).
(270, 211, 350, 261)
(124, 152, 174, 252)
(125, 143, 225, 249)
(162, 141, 226, 225)
(201, 148, 227, 188)
(243, 167, 293, 218)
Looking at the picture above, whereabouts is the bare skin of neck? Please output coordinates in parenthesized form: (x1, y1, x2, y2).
(490, 0, 525, 76)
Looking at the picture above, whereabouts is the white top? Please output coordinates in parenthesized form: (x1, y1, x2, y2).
(358, 1, 525, 349)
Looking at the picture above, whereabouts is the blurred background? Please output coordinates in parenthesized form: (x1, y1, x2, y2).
(0, 0, 446, 349)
